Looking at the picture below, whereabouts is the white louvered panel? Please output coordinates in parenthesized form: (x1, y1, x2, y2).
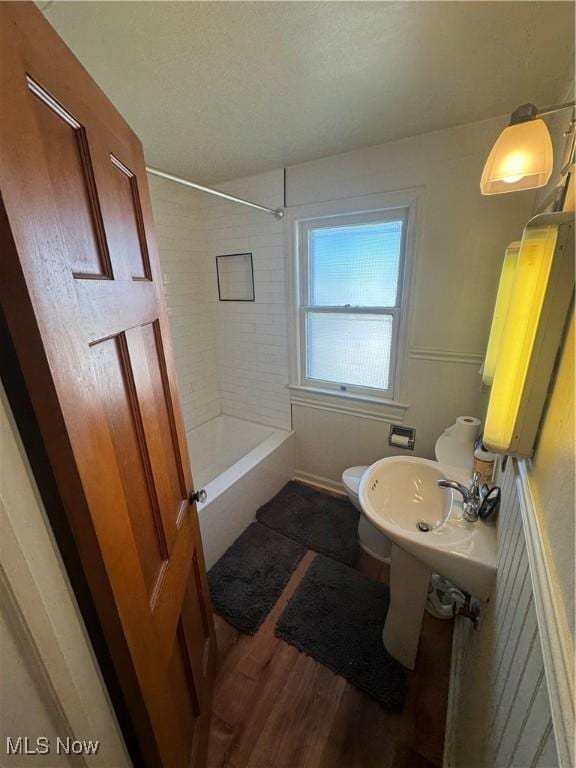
(534, 724, 560, 768)
(448, 459, 559, 768)
(492, 639, 546, 765)
(510, 682, 555, 768)
(492, 567, 533, 712)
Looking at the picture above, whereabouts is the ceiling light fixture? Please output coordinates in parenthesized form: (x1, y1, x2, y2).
(480, 101, 575, 195)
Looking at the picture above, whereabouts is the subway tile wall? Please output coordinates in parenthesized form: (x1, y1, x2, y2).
(149, 170, 291, 433)
(148, 175, 222, 432)
(203, 171, 291, 430)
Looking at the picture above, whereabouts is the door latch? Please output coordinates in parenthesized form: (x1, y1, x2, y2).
(189, 489, 207, 504)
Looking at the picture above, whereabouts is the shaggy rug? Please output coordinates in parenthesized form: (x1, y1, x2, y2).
(276, 554, 406, 708)
(208, 522, 305, 634)
(256, 481, 359, 565)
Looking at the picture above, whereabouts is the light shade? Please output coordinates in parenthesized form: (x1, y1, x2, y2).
(480, 119, 553, 195)
(482, 242, 520, 385)
(483, 223, 573, 456)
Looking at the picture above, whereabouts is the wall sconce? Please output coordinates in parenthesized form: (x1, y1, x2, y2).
(481, 101, 575, 195)
(482, 241, 520, 386)
(483, 213, 574, 457)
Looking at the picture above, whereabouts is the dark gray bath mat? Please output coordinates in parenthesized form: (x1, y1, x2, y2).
(276, 554, 406, 708)
(256, 481, 359, 565)
(208, 522, 306, 634)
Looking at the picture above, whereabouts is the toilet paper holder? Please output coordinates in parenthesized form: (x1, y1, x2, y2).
(388, 424, 416, 450)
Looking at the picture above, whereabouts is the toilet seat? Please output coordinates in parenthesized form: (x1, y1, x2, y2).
(342, 466, 366, 502)
(342, 466, 391, 562)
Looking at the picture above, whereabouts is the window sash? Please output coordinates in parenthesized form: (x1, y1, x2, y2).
(298, 209, 407, 399)
(300, 308, 400, 397)
(300, 209, 407, 310)
(300, 305, 398, 314)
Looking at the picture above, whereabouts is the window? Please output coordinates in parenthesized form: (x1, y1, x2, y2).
(299, 210, 407, 399)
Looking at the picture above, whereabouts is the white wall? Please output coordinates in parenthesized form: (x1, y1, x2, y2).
(0, 385, 131, 767)
(148, 175, 221, 432)
(286, 114, 535, 485)
(286, 117, 536, 350)
(149, 115, 536, 483)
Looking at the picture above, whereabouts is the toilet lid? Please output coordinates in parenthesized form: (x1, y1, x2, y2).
(342, 466, 368, 494)
(434, 434, 473, 472)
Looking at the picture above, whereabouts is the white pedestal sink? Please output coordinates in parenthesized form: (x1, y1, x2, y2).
(359, 456, 496, 669)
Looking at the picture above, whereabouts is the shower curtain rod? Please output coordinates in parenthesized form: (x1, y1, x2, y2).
(146, 166, 284, 219)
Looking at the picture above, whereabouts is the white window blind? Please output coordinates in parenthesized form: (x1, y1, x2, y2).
(300, 213, 406, 398)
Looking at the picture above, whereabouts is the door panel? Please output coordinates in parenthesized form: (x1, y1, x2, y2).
(169, 623, 202, 755)
(109, 154, 152, 281)
(91, 333, 168, 599)
(28, 77, 113, 279)
(184, 559, 213, 682)
(0, 5, 216, 768)
(128, 321, 186, 545)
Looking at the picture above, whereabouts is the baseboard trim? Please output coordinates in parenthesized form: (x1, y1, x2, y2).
(515, 459, 575, 768)
(293, 470, 346, 496)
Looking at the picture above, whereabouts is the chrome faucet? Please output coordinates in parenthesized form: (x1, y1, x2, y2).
(437, 472, 482, 522)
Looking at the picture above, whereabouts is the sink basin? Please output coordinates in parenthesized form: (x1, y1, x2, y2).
(359, 456, 496, 600)
(359, 456, 496, 669)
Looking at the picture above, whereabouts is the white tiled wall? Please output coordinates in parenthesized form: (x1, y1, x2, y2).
(149, 170, 291, 433)
(202, 171, 291, 430)
(148, 175, 221, 431)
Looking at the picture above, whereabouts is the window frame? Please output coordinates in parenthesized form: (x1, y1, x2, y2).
(298, 208, 409, 401)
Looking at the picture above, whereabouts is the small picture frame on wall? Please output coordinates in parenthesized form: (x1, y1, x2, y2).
(216, 252, 255, 302)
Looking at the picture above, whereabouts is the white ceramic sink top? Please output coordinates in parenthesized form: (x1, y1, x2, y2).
(359, 456, 496, 600)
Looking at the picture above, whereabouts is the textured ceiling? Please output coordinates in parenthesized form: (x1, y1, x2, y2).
(44, 1, 574, 184)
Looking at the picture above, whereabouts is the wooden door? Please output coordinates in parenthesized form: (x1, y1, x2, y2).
(0, 5, 216, 767)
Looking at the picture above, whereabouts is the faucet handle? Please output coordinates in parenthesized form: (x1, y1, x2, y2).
(470, 472, 482, 501)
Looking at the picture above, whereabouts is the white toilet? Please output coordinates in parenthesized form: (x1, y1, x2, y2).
(342, 420, 478, 562)
(343, 466, 393, 561)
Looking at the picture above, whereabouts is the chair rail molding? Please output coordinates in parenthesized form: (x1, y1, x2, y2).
(409, 346, 485, 365)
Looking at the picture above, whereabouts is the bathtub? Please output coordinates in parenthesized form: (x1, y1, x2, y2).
(186, 415, 295, 568)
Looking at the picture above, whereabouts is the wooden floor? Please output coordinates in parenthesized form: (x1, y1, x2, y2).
(207, 549, 453, 768)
